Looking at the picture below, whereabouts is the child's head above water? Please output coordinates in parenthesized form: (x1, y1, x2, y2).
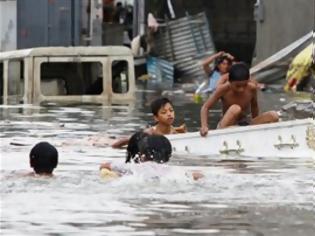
(126, 132, 148, 163)
(126, 132, 172, 164)
(29, 142, 58, 175)
(150, 97, 175, 125)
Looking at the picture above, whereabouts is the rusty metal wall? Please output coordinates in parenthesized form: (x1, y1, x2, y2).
(154, 12, 215, 82)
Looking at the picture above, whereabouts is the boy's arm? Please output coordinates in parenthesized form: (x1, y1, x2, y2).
(111, 137, 130, 148)
(191, 171, 204, 181)
(202, 51, 224, 75)
(200, 86, 225, 136)
(174, 123, 187, 133)
(250, 87, 259, 119)
(99, 162, 120, 179)
(112, 127, 153, 148)
(99, 162, 112, 170)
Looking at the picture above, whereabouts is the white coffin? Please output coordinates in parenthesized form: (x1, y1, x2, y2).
(167, 119, 315, 158)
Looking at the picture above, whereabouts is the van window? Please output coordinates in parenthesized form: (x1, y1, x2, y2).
(112, 60, 129, 94)
(7, 60, 24, 99)
(40, 62, 103, 96)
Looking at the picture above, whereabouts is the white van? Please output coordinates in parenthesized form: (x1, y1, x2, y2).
(0, 46, 136, 104)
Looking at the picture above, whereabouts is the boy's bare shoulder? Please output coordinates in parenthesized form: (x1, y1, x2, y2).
(248, 79, 258, 91)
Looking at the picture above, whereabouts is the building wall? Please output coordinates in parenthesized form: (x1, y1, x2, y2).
(17, 0, 81, 49)
(203, 0, 256, 64)
(81, 0, 90, 45)
(145, 0, 256, 64)
(0, 0, 17, 52)
(254, 0, 314, 63)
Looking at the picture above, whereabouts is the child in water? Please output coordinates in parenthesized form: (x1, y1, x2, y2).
(100, 132, 203, 180)
(111, 97, 186, 148)
(29, 142, 58, 176)
(202, 51, 234, 93)
(61, 98, 185, 148)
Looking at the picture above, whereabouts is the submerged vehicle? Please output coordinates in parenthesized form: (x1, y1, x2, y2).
(167, 118, 315, 158)
(0, 46, 136, 105)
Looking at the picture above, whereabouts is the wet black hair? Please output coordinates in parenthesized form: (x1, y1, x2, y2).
(29, 142, 58, 174)
(126, 132, 149, 163)
(126, 132, 172, 164)
(229, 62, 250, 82)
(151, 97, 173, 116)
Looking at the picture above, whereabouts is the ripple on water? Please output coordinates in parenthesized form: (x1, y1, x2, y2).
(1, 97, 314, 235)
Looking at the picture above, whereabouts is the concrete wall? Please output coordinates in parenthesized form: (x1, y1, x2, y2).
(203, 0, 256, 64)
(254, 0, 314, 64)
(0, 0, 17, 51)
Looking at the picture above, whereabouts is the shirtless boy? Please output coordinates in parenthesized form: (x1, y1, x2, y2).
(112, 97, 186, 148)
(200, 63, 279, 136)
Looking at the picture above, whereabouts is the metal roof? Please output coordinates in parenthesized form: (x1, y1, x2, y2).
(154, 12, 216, 82)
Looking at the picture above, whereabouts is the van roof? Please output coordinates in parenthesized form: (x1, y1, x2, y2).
(0, 46, 132, 61)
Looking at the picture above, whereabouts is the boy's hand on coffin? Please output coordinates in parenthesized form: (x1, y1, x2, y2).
(200, 126, 208, 136)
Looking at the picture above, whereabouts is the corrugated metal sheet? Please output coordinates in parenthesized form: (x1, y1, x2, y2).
(154, 12, 215, 82)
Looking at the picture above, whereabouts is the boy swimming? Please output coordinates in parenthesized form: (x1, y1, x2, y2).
(146, 97, 186, 135)
(125, 132, 172, 164)
(200, 63, 279, 136)
(100, 132, 203, 180)
(111, 97, 186, 148)
(29, 142, 58, 176)
(61, 98, 185, 148)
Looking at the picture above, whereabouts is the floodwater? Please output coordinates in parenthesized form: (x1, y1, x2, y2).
(1, 90, 314, 236)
